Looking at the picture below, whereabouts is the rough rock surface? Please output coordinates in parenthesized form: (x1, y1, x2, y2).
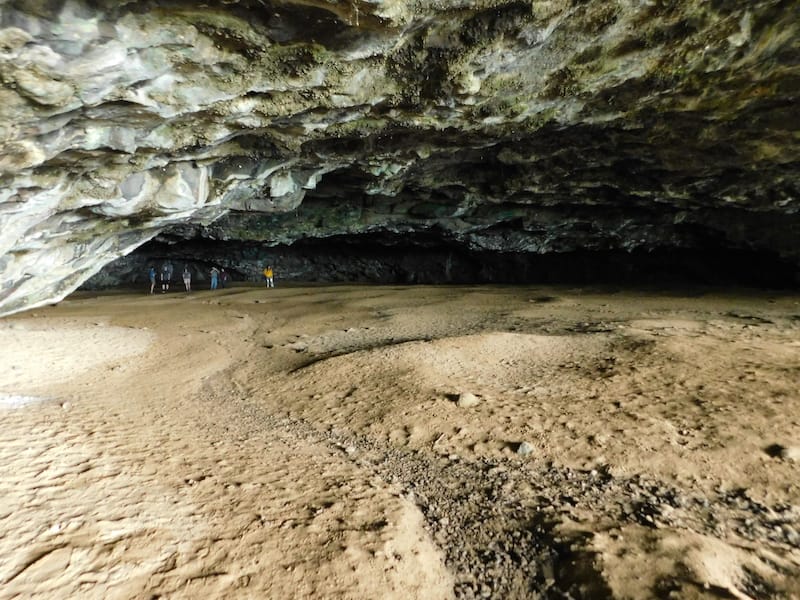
(2, 0, 799, 314)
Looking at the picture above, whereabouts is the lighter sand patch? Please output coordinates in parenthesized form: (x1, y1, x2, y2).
(0, 318, 153, 392)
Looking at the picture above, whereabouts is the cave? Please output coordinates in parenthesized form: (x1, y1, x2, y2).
(2, 1, 800, 598)
(99, 232, 800, 289)
(2, 0, 800, 315)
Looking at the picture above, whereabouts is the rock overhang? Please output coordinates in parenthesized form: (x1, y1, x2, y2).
(0, 0, 798, 314)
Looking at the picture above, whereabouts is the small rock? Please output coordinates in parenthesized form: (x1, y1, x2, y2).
(779, 446, 800, 461)
(785, 526, 800, 545)
(456, 392, 481, 408)
(47, 522, 62, 534)
(517, 441, 534, 456)
(61, 402, 71, 410)
(588, 434, 607, 447)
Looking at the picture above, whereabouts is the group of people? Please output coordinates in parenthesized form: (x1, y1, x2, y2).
(208, 266, 231, 290)
(148, 261, 275, 293)
(148, 262, 175, 294)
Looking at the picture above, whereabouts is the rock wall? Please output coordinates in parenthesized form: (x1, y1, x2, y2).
(2, 0, 799, 314)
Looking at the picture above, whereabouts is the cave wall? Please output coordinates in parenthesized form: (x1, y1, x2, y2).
(1, 0, 799, 314)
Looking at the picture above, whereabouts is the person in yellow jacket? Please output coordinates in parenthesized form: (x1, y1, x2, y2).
(263, 265, 274, 288)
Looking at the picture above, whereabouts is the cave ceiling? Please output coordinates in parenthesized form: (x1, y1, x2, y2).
(0, 0, 799, 314)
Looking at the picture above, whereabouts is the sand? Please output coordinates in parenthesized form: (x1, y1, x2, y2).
(0, 284, 798, 599)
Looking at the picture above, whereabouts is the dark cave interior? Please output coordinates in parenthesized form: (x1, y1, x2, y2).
(91, 233, 800, 291)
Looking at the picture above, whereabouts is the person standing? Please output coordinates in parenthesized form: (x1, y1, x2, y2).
(263, 265, 274, 288)
(182, 265, 192, 292)
(220, 268, 229, 289)
(210, 266, 220, 290)
(148, 266, 156, 294)
(160, 260, 173, 293)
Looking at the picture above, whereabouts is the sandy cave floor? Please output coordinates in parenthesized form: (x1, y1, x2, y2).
(0, 283, 799, 599)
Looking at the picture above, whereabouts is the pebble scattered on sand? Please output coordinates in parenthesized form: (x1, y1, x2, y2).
(516, 441, 534, 456)
(457, 393, 481, 408)
(779, 445, 800, 462)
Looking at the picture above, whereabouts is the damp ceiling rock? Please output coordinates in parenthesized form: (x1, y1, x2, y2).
(1, 0, 798, 314)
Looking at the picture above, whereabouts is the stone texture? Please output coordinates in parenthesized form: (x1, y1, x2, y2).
(779, 445, 800, 462)
(516, 441, 534, 457)
(1, 0, 799, 314)
(456, 393, 481, 409)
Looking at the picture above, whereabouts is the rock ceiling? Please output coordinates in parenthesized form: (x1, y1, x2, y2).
(0, 0, 798, 315)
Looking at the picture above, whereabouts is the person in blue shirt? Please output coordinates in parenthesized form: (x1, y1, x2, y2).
(148, 266, 156, 294)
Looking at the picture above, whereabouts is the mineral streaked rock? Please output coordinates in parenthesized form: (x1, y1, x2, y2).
(1, 1, 799, 315)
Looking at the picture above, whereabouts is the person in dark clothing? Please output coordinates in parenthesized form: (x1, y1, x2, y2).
(160, 261, 173, 293)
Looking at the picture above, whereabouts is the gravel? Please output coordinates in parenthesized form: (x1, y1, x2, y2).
(234, 403, 798, 599)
